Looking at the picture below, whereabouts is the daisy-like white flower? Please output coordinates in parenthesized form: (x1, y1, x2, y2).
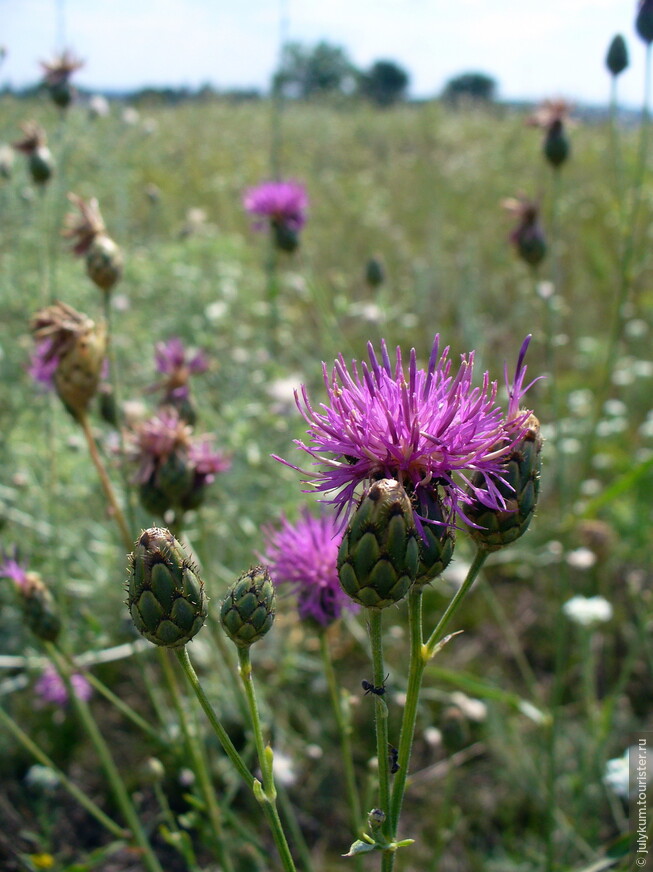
(243, 180, 308, 252)
(562, 595, 613, 627)
(261, 509, 357, 626)
(278, 335, 537, 530)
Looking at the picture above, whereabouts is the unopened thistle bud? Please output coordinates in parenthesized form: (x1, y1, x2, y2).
(127, 528, 207, 648)
(637, 0, 653, 44)
(503, 197, 547, 268)
(544, 120, 570, 168)
(606, 35, 629, 76)
(20, 573, 61, 642)
(365, 256, 385, 289)
(465, 414, 542, 552)
(220, 566, 276, 648)
(13, 123, 54, 186)
(414, 490, 455, 587)
(337, 479, 419, 609)
(272, 220, 299, 253)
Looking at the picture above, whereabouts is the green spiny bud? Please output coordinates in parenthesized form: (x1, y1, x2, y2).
(465, 414, 542, 552)
(606, 34, 629, 76)
(127, 528, 207, 648)
(637, 0, 653, 44)
(21, 573, 61, 642)
(220, 566, 275, 648)
(543, 121, 570, 168)
(337, 479, 419, 609)
(85, 235, 124, 293)
(414, 490, 455, 587)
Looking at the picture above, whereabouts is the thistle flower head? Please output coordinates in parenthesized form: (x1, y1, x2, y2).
(40, 49, 84, 86)
(243, 180, 308, 232)
(62, 193, 107, 255)
(153, 337, 208, 401)
(527, 98, 573, 131)
(0, 548, 29, 590)
(13, 121, 47, 154)
(130, 407, 194, 484)
(35, 664, 92, 707)
(187, 438, 231, 485)
(261, 509, 356, 626)
(279, 335, 536, 530)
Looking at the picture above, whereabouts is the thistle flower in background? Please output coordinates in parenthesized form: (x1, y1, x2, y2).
(35, 664, 92, 707)
(62, 193, 124, 293)
(279, 335, 536, 532)
(528, 98, 573, 168)
(606, 34, 629, 76)
(243, 180, 308, 253)
(151, 337, 208, 422)
(128, 407, 230, 515)
(40, 48, 84, 109)
(1, 550, 61, 641)
(502, 196, 547, 268)
(262, 509, 357, 626)
(12, 121, 54, 185)
(30, 302, 107, 420)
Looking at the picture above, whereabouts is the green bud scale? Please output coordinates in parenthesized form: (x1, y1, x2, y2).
(465, 414, 542, 552)
(220, 566, 276, 648)
(127, 528, 207, 648)
(337, 479, 419, 609)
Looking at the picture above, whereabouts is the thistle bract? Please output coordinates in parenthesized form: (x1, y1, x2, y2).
(413, 489, 455, 587)
(337, 479, 419, 609)
(465, 414, 542, 552)
(127, 528, 207, 648)
(220, 566, 275, 648)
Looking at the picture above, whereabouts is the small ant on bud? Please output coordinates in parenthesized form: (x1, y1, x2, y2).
(361, 674, 389, 696)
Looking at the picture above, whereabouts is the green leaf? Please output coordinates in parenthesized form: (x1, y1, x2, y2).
(342, 839, 379, 857)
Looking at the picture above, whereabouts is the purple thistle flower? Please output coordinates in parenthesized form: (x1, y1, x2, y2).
(188, 438, 231, 485)
(277, 335, 537, 529)
(243, 180, 308, 232)
(153, 337, 208, 402)
(35, 664, 92, 707)
(261, 509, 357, 626)
(28, 338, 59, 390)
(0, 548, 30, 590)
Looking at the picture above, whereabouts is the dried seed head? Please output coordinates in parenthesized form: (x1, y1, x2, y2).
(127, 528, 207, 648)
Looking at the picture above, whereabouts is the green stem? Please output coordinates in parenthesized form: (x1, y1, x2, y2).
(175, 646, 254, 789)
(265, 238, 280, 354)
(389, 589, 425, 834)
(367, 610, 391, 840)
(0, 703, 127, 839)
(237, 646, 297, 872)
(159, 650, 232, 872)
(45, 643, 164, 872)
(319, 630, 363, 837)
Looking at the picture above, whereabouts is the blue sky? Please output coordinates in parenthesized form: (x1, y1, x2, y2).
(1, 0, 648, 106)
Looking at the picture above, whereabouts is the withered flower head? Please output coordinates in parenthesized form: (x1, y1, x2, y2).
(40, 49, 84, 86)
(13, 121, 47, 155)
(31, 301, 95, 361)
(62, 193, 107, 256)
(527, 98, 573, 131)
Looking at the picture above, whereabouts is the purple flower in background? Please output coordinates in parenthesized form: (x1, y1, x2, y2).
(35, 664, 92, 707)
(262, 509, 356, 626)
(154, 337, 208, 401)
(278, 335, 536, 528)
(188, 438, 231, 485)
(243, 180, 308, 252)
(28, 338, 59, 390)
(0, 549, 29, 590)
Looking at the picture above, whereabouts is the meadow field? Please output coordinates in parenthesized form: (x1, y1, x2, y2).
(0, 80, 651, 872)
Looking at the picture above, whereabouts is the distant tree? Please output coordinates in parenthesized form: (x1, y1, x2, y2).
(359, 60, 410, 107)
(272, 41, 358, 99)
(441, 72, 497, 104)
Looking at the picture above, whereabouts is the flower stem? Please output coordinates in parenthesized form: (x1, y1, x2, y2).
(237, 646, 298, 872)
(319, 629, 363, 834)
(45, 642, 164, 872)
(0, 703, 127, 839)
(424, 549, 488, 657)
(159, 649, 232, 872)
(367, 610, 391, 840)
(78, 410, 132, 551)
